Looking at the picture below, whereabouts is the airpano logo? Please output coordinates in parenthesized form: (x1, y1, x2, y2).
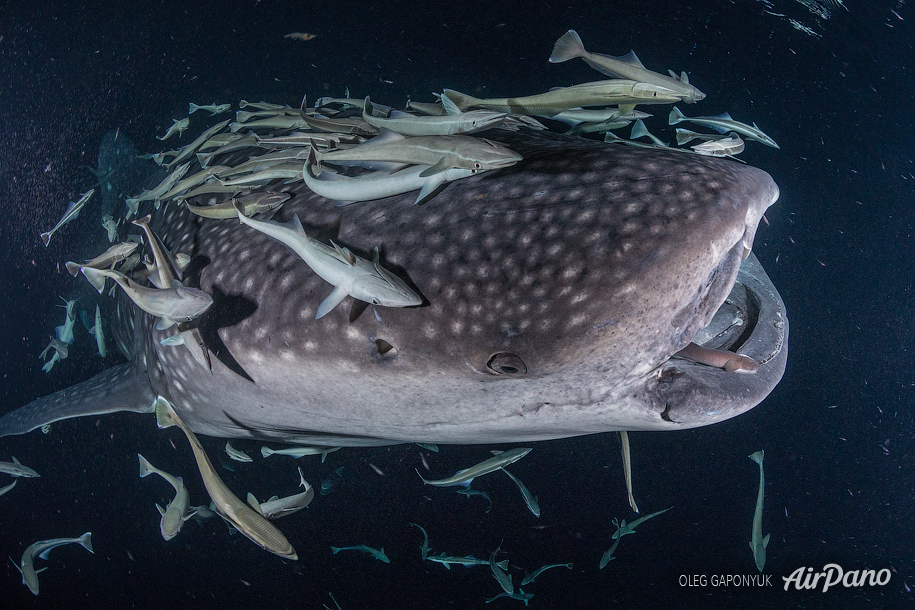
(782, 564, 891, 592)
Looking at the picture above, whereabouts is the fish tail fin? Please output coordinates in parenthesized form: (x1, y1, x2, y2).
(80, 267, 108, 294)
(549, 29, 586, 63)
(188, 103, 199, 114)
(441, 89, 476, 112)
(330, 546, 342, 554)
(668, 106, 686, 126)
(65, 262, 81, 276)
(153, 396, 180, 430)
(137, 453, 155, 478)
(40, 231, 52, 247)
(78, 532, 94, 554)
(749, 450, 764, 465)
(260, 446, 275, 458)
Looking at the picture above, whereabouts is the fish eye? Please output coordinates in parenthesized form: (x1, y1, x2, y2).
(486, 352, 527, 377)
(371, 299, 380, 305)
(474, 161, 482, 169)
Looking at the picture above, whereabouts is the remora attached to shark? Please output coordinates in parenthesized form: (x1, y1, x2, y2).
(0, 130, 787, 445)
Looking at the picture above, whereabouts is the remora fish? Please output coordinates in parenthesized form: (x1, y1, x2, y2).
(189, 102, 231, 116)
(261, 445, 341, 460)
(599, 518, 625, 569)
(225, 441, 252, 462)
(361, 96, 506, 136)
(14, 532, 93, 595)
(611, 507, 672, 539)
(409, 522, 431, 559)
(692, 135, 746, 158)
(748, 450, 769, 572)
(500, 467, 540, 517)
(88, 304, 106, 357)
(54, 297, 78, 345)
(246, 467, 314, 519)
(443, 81, 681, 117)
(313, 128, 522, 176)
(187, 192, 291, 219)
(419, 448, 532, 486)
(40, 188, 95, 247)
(549, 30, 706, 103)
(0, 132, 787, 451)
(330, 544, 389, 562)
(65, 241, 139, 277)
(520, 562, 572, 585)
(427, 553, 508, 570)
(0, 456, 40, 477)
(158, 117, 190, 140)
(78, 267, 213, 330)
(669, 107, 779, 149)
(303, 148, 477, 206)
(153, 396, 298, 559)
(234, 200, 422, 318)
(137, 453, 195, 540)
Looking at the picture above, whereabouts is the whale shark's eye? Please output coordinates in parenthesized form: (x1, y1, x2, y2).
(487, 352, 527, 377)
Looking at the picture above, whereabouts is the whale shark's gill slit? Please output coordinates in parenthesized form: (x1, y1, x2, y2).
(202, 284, 257, 382)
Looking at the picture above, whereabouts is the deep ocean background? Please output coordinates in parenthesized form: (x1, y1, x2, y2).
(0, 0, 913, 608)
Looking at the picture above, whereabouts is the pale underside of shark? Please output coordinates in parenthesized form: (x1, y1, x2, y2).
(0, 130, 787, 446)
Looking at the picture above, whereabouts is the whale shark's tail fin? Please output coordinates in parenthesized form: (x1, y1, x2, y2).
(0, 362, 155, 438)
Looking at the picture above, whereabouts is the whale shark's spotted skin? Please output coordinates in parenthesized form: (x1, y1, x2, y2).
(0, 131, 786, 446)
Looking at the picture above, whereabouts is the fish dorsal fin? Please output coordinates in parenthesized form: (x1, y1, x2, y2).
(619, 50, 645, 68)
(364, 127, 404, 147)
(667, 69, 677, 79)
(440, 93, 461, 115)
(618, 103, 636, 115)
(711, 112, 734, 121)
(763, 533, 770, 547)
(246, 493, 265, 515)
(12, 456, 20, 465)
(268, 496, 280, 502)
(170, 279, 182, 290)
(290, 214, 308, 237)
(372, 247, 380, 265)
(330, 240, 357, 266)
(680, 71, 689, 84)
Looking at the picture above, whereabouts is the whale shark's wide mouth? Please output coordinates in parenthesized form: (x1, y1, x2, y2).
(652, 252, 788, 427)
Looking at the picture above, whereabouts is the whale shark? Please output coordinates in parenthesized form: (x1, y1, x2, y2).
(0, 130, 787, 446)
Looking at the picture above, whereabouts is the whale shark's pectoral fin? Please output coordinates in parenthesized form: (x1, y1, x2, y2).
(0, 362, 156, 438)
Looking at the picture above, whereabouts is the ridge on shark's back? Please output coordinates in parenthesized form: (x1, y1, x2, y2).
(0, 130, 787, 446)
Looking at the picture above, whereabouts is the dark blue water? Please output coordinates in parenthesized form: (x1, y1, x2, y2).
(1, 0, 913, 608)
